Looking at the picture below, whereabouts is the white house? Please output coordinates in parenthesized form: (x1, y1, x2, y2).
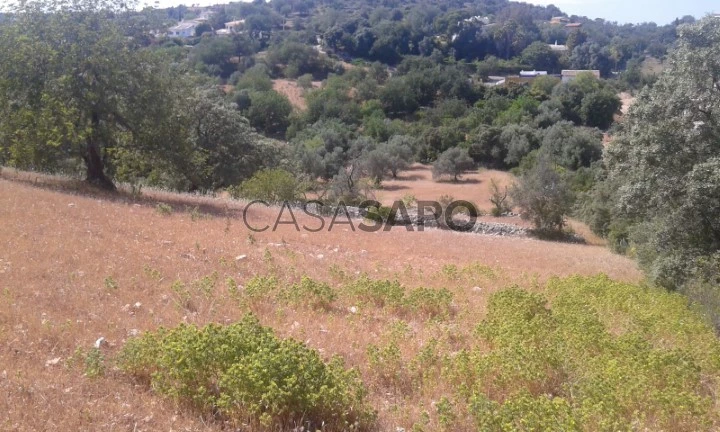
(167, 21, 199, 38)
(225, 20, 245, 32)
(520, 70, 548, 77)
(549, 41, 568, 53)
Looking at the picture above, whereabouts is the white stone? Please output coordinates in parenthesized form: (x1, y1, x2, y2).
(45, 357, 62, 367)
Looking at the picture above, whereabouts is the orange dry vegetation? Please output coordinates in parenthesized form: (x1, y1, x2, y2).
(376, 164, 516, 212)
(272, 78, 321, 110)
(0, 172, 641, 431)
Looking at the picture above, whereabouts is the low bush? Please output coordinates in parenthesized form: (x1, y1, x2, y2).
(278, 276, 337, 310)
(445, 275, 720, 431)
(346, 276, 405, 308)
(346, 276, 453, 318)
(229, 169, 306, 203)
(118, 315, 375, 431)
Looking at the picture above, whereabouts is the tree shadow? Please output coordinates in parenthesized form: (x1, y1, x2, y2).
(0, 171, 246, 219)
(379, 184, 410, 192)
(434, 178, 482, 185)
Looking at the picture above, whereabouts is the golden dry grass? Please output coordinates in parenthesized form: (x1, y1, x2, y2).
(272, 78, 321, 110)
(0, 172, 641, 431)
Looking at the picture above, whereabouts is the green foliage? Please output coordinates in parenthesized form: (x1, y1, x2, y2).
(235, 65, 274, 92)
(403, 287, 453, 318)
(347, 276, 405, 308)
(592, 17, 720, 296)
(446, 276, 720, 431)
(520, 41, 561, 73)
(155, 203, 173, 216)
(278, 276, 337, 310)
(243, 275, 279, 300)
(538, 122, 602, 170)
(365, 205, 396, 225)
(230, 169, 305, 202)
(266, 41, 334, 79)
(84, 347, 106, 378)
(118, 315, 375, 430)
(511, 158, 573, 233)
(244, 90, 293, 137)
(432, 148, 474, 182)
(346, 276, 453, 318)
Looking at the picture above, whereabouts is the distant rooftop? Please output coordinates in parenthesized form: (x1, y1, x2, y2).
(168, 21, 198, 31)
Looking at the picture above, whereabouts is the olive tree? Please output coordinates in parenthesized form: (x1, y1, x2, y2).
(0, 0, 188, 189)
(432, 147, 474, 182)
(511, 158, 573, 233)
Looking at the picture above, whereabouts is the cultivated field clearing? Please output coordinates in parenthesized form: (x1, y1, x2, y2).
(0, 173, 642, 430)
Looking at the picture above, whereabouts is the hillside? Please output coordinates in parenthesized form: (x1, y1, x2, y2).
(7, 174, 720, 431)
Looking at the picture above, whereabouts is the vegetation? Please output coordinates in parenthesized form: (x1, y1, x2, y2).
(432, 148, 474, 182)
(511, 158, 573, 233)
(4, 0, 720, 429)
(119, 315, 374, 430)
(455, 275, 720, 431)
(581, 17, 720, 326)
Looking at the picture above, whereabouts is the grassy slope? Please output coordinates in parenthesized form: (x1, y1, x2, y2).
(2, 172, 694, 431)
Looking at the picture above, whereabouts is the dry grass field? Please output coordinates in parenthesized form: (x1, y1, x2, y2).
(0, 171, 642, 431)
(272, 79, 321, 110)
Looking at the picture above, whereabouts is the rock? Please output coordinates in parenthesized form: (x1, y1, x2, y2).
(94, 337, 107, 349)
(235, 254, 247, 261)
(349, 306, 358, 314)
(68, 203, 75, 208)
(45, 357, 62, 367)
(133, 302, 142, 310)
(121, 304, 130, 312)
(472, 286, 483, 293)
(316, 254, 324, 259)
(127, 329, 140, 337)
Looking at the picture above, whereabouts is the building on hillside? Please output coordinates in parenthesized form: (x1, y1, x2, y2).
(561, 70, 601, 82)
(225, 20, 244, 32)
(520, 70, 548, 78)
(167, 21, 199, 38)
(550, 16, 569, 24)
(565, 22, 583, 28)
(549, 41, 568, 53)
(463, 15, 491, 25)
(485, 71, 551, 87)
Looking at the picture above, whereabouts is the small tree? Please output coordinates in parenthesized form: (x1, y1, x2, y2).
(510, 159, 573, 233)
(231, 169, 306, 202)
(432, 148, 474, 182)
(489, 178, 510, 217)
(383, 135, 414, 178)
(245, 90, 293, 137)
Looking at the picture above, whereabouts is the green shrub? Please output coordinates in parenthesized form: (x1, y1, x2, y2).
(346, 276, 453, 318)
(364, 205, 395, 225)
(155, 203, 172, 215)
(278, 276, 337, 310)
(118, 315, 375, 431)
(243, 275, 279, 300)
(403, 287, 453, 318)
(445, 276, 720, 431)
(347, 276, 405, 308)
(229, 169, 306, 202)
